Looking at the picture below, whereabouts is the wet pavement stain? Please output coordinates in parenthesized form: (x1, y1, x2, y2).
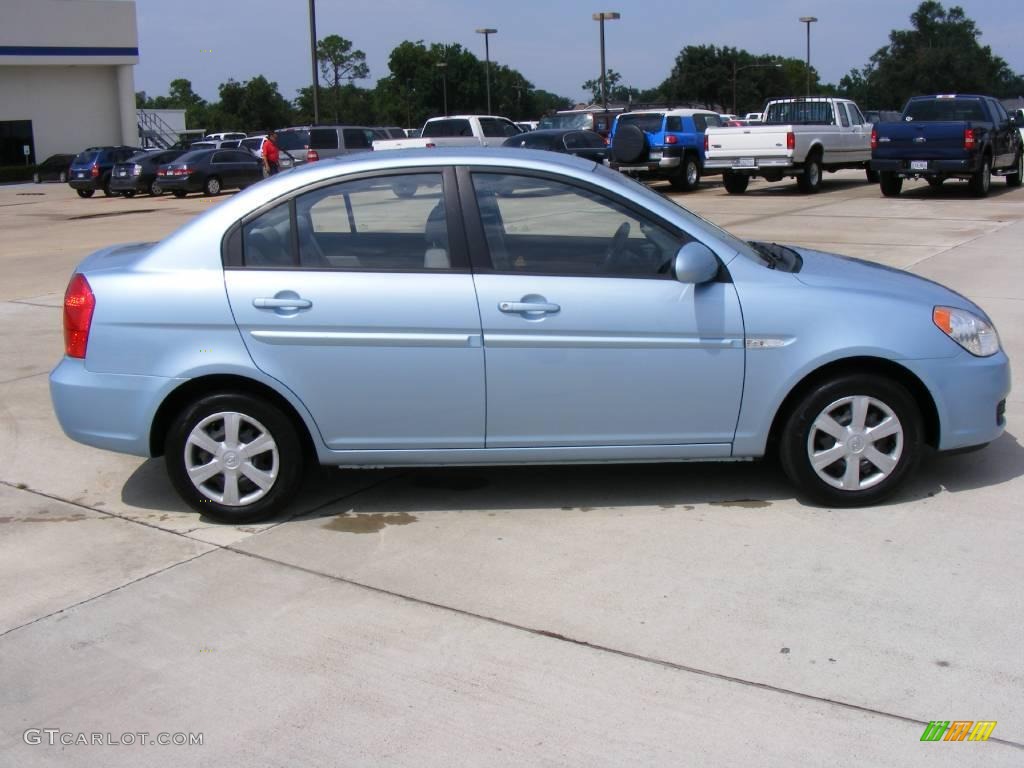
(323, 512, 418, 534)
(710, 499, 772, 509)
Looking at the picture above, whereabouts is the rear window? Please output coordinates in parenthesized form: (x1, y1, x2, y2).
(277, 129, 310, 150)
(764, 101, 835, 125)
(174, 150, 210, 164)
(665, 116, 683, 132)
(903, 98, 987, 122)
(538, 114, 594, 130)
(422, 119, 473, 138)
(617, 113, 665, 133)
(73, 151, 99, 164)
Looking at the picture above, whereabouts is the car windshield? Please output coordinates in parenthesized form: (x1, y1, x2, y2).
(617, 114, 665, 133)
(73, 151, 99, 164)
(903, 99, 987, 122)
(764, 101, 835, 125)
(277, 130, 310, 150)
(538, 114, 594, 130)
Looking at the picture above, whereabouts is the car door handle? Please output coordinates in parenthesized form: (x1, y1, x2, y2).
(253, 297, 312, 310)
(499, 301, 560, 314)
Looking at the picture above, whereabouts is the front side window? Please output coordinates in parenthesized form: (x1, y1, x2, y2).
(470, 172, 685, 278)
(294, 173, 452, 270)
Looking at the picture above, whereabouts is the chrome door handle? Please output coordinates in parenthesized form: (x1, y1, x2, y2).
(499, 301, 560, 314)
(253, 297, 312, 310)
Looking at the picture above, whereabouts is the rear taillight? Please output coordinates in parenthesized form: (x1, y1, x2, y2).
(665, 134, 678, 145)
(425, 143, 437, 149)
(964, 128, 976, 150)
(704, 134, 709, 152)
(90, 163, 99, 178)
(306, 149, 319, 162)
(63, 274, 95, 359)
(870, 129, 878, 150)
(786, 131, 795, 150)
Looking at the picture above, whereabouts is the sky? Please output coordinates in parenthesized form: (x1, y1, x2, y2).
(134, 0, 1023, 109)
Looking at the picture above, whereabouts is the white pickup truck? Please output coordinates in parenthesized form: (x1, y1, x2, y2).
(703, 97, 876, 194)
(372, 115, 523, 151)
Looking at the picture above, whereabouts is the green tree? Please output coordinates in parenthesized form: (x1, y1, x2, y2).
(660, 46, 802, 113)
(210, 76, 292, 132)
(316, 35, 370, 123)
(137, 78, 209, 131)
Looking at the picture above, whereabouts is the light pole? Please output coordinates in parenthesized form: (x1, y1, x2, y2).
(591, 12, 620, 111)
(799, 16, 818, 97)
(436, 62, 448, 116)
(732, 62, 782, 116)
(307, 0, 319, 124)
(475, 28, 497, 114)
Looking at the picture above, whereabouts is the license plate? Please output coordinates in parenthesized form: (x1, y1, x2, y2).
(737, 157, 756, 167)
(911, 160, 928, 171)
(118, 171, 127, 176)
(76, 172, 85, 178)
(649, 151, 663, 160)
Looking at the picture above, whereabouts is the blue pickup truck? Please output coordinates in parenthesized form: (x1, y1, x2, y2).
(609, 109, 723, 191)
(871, 94, 1023, 197)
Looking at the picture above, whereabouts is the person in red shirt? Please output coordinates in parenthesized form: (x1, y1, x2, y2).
(261, 131, 280, 176)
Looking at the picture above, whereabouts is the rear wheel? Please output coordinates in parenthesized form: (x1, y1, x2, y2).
(149, 179, 162, 196)
(722, 172, 749, 195)
(969, 155, 991, 197)
(204, 176, 222, 196)
(669, 154, 701, 191)
(879, 172, 903, 197)
(796, 154, 822, 193)
(76, 189, 94, 198)
(779, 375, 922, 507)
(1006, 151, 1023, 188)
(164, 393, 305, 523)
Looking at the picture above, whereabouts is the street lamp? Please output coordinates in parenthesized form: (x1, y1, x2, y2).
(732, 62, 782, 116)
(307, 0, 319, 124)
(436, 62, 448, 116)
(799, 16, 818, 97)
(475, 28, 497, 114)
(592, 12, 620, 111)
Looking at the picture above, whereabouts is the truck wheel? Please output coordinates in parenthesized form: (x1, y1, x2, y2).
(879, 172, 903, 197)
(669, 154, 700, 191)
(796, 154, 822, 193)
(76, 189, 94, 199)
(968, 155, 991, 197)
(1006, 151, 1023, 188)
(865, 167, 880, 183)
(722, 172, 749, 195)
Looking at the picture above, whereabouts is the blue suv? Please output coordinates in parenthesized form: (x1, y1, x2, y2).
(68, 146, 141, 198)
(610, 109, 724, 191)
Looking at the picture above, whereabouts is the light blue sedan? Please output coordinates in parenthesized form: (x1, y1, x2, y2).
(50, 149, 1010, 522)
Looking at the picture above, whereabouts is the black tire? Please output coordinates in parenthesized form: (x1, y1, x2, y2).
(668, 154, 701, 191)
(879, 172, 903, 197)
(123, 190, 136, 198)
(173, 190, 187, 198)
(1006, 151, 1023, 188)
(796, 153, 822, 193)
(969, 155, 991, 197)
(204, 176, 222, 196)
(612, 124, 647, 164)
(149, 179, 163, 196)
(76, 189, 94, 198)
(164, 392, 305, 523)
(101, 176, 113, 197)
(722, 172, 749, 195)
(779, 374, 922, 508)
(926, 177, 944, 189)
(865, 167, 880, 183)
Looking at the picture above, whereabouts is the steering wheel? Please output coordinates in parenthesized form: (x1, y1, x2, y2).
(603, 221, 631, 269)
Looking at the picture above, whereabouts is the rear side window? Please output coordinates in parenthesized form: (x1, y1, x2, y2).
(480, 118, 520, 138)
(703, 114, 723, 128)
(422, 119, 473, 138)
(242, 203, 293, 268)
(848, 104, 866, 125)
(665, 116, 683, 132)
(74, 151, 99, 164)
(691, 116, 708, 131)
(341, 129, 370, 148)
(838, 105, 850, 127)
(277, 130, 310, 150)
(310, 128, 340, 149)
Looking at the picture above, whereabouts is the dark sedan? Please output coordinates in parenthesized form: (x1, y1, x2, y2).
(156, 148, 263, 197)
(33, 154, 75, 183)
(110, 149, 187, 197)
(501, 129, 609, 163)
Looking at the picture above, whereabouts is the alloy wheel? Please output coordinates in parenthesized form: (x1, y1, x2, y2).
(806, 395, 903, 492)
(183, 411, 278, 506)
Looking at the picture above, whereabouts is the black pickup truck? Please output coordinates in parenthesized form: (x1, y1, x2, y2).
(870, 94, 1022, 197)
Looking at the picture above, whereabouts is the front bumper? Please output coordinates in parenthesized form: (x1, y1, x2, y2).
(50, 357, 181, 458)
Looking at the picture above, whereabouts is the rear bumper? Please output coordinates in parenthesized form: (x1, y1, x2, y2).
(704, 156, 796, 173)
(49, 357, 181, 458)
(68, 178, 100, 190)
(871, 157, 981, 175)
(109, 175, 146, 192)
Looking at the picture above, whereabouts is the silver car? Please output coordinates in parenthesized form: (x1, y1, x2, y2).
(50, 149, 1010, 522)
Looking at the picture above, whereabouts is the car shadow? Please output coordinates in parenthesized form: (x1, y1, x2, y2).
(895, 182, 1022, 200)
(120, 430, 1024, 524)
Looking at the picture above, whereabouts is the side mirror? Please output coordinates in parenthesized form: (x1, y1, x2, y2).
(673, 242, 719, 284)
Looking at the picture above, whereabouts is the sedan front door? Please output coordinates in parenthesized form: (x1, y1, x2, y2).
(461, 170, 745, 452)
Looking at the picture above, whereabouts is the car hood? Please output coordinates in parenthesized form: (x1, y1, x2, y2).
(792, 247, 984, 317)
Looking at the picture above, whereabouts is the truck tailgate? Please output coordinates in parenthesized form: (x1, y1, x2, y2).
(706, 126, 792, 157)
(874, 121, 967, 158)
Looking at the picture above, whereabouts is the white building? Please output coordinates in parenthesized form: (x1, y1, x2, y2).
(0, 0, 138, 164)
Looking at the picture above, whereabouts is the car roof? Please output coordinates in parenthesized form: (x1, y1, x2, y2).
(620, 109, 717, 117)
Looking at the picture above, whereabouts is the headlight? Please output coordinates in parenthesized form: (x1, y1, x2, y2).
(933, 306, 1000, 357)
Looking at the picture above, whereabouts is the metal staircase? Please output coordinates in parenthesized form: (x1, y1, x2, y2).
(137, 109, 183, 149)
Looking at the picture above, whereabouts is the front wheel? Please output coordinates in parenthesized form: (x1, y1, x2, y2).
(204, 176, 221, 196)
(796, 155, 822, 193)
(879, 172, 903, 197)
(164, 393, 305, 523)
(779, 375, 922, 507)
(1006, 151, 1023, 188)
(969, 156, 991, 197)
(76, 189, 94, 198)
(722, 172, 749, 195)
(669, 155, 701, 191)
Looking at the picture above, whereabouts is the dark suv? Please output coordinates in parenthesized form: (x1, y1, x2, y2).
(68, 146, 141, 198)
